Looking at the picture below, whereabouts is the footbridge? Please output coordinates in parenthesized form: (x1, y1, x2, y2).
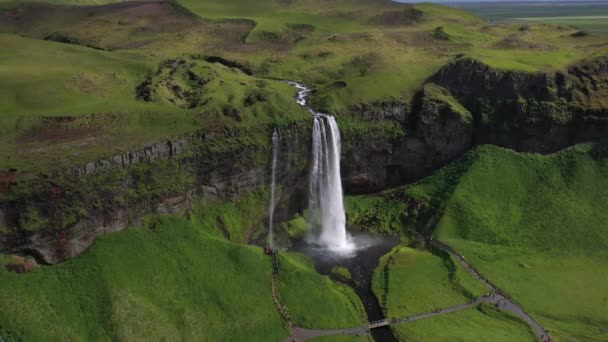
(268, 239, 551, 342)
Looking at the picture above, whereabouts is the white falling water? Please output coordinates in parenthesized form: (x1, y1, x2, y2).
(309, 115, 354, 253)
(288, 81, 354, 253)
(268, 129, 280, 249)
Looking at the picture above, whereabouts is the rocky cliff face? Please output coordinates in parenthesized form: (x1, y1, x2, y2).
(432, 57, 608, 152)
(2, 57, 607, 263)
(340, 56, 608, 193)
(341, 83, 473, 193)
(0, 121, 311, 264)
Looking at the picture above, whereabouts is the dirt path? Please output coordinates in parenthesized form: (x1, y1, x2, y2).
(273, 237, 552, 341)
(429, 239, 550, 342)
(285, 326, 369, 342)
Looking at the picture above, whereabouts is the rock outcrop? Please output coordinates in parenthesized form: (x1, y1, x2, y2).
(432, 57, 608, 152)
(341, 56, 608, 193)
(341, 83, 473, 193)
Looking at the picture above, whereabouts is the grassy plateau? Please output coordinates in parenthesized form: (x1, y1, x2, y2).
(0, 0, 605, 175)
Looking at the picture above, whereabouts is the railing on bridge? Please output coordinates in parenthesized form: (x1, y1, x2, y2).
(368, 318, 391, 329)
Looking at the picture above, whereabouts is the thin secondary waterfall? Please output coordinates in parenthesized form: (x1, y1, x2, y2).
(288, 81, 353, 253)
(309, 115, 353, 252)
(268, 129, 280, 249)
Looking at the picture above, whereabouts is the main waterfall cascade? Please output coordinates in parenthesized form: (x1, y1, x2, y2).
(285, 82, 399, 342)
(309, 115, 354, 252)
(268, 129, 280, 249)
(289, 82, 354, 253)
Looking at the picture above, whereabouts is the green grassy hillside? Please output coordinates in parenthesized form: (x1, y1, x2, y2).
(390, 143, 608, 341)
(392, 304, 536, 342)
(0, 216, 287, 341)
(372, 246, 487, 319)
(278, 252, 367, 329)
(0, 208, 366, 341)
(410, 144, 608, 252)
(0, 33, 307, 174)
(0, 0, 604, 119)
(0, 0, 604, 178)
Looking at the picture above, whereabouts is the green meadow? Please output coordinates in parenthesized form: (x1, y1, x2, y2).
(0, 0, 604, 178)
(0, 0, 604, 125)
(452, 1, 608, 36)
(393, 143, 608, 341)
(372, 246, 487, 319)
(392, 304, 536, 342)
(0, 202, 366, 341)
(0, 33, 307, 174)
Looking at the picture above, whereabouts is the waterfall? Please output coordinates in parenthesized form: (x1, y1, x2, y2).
(268, 129, 280, 249)
(287, 81, 354, 253)
(309, 115, 353, 253)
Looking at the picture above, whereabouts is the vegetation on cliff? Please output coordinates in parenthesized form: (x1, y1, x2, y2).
(0, 0, 607, 340)
(361, 143, 608, 341)
(0, 201, 366, 341)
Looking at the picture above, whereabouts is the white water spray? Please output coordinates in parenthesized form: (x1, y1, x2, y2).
(268, 129, 280, 249)
(288, 82, 353, 253)
(309, 115, 353, 252)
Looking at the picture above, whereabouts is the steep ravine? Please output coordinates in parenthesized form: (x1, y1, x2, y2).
(1, 56, 608, 264)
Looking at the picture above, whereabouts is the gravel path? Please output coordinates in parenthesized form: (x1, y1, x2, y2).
(275, 237, 552, 341)
(429, 239, 550, 342)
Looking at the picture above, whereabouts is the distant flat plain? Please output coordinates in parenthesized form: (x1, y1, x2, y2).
(397, 1, 608, 36)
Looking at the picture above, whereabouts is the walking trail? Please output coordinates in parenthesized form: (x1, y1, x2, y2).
(271, 237, 551, 342)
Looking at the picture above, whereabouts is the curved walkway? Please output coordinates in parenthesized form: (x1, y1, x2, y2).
(269, 238, 550, 342)
(429, 239, 550, 342)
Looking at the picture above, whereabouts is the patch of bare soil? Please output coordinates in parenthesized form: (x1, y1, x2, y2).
(493, 34, 555, 51)
(369, 7, 423, 26)
(0, 171, 17, 194)
(16, 113, 121, 145)
(0, 1, 256, 52)
(4, 255, 39, 274)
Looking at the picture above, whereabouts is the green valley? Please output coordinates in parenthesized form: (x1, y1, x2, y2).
(0, 0, 607, 341)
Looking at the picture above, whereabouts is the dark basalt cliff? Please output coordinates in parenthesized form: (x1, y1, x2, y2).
(1, 56, 607, 263)
(433, 57, 608, 152)
(0, 123, 311, 264)
(341, 83, 473, 193)
(341, 56, 608, 193)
